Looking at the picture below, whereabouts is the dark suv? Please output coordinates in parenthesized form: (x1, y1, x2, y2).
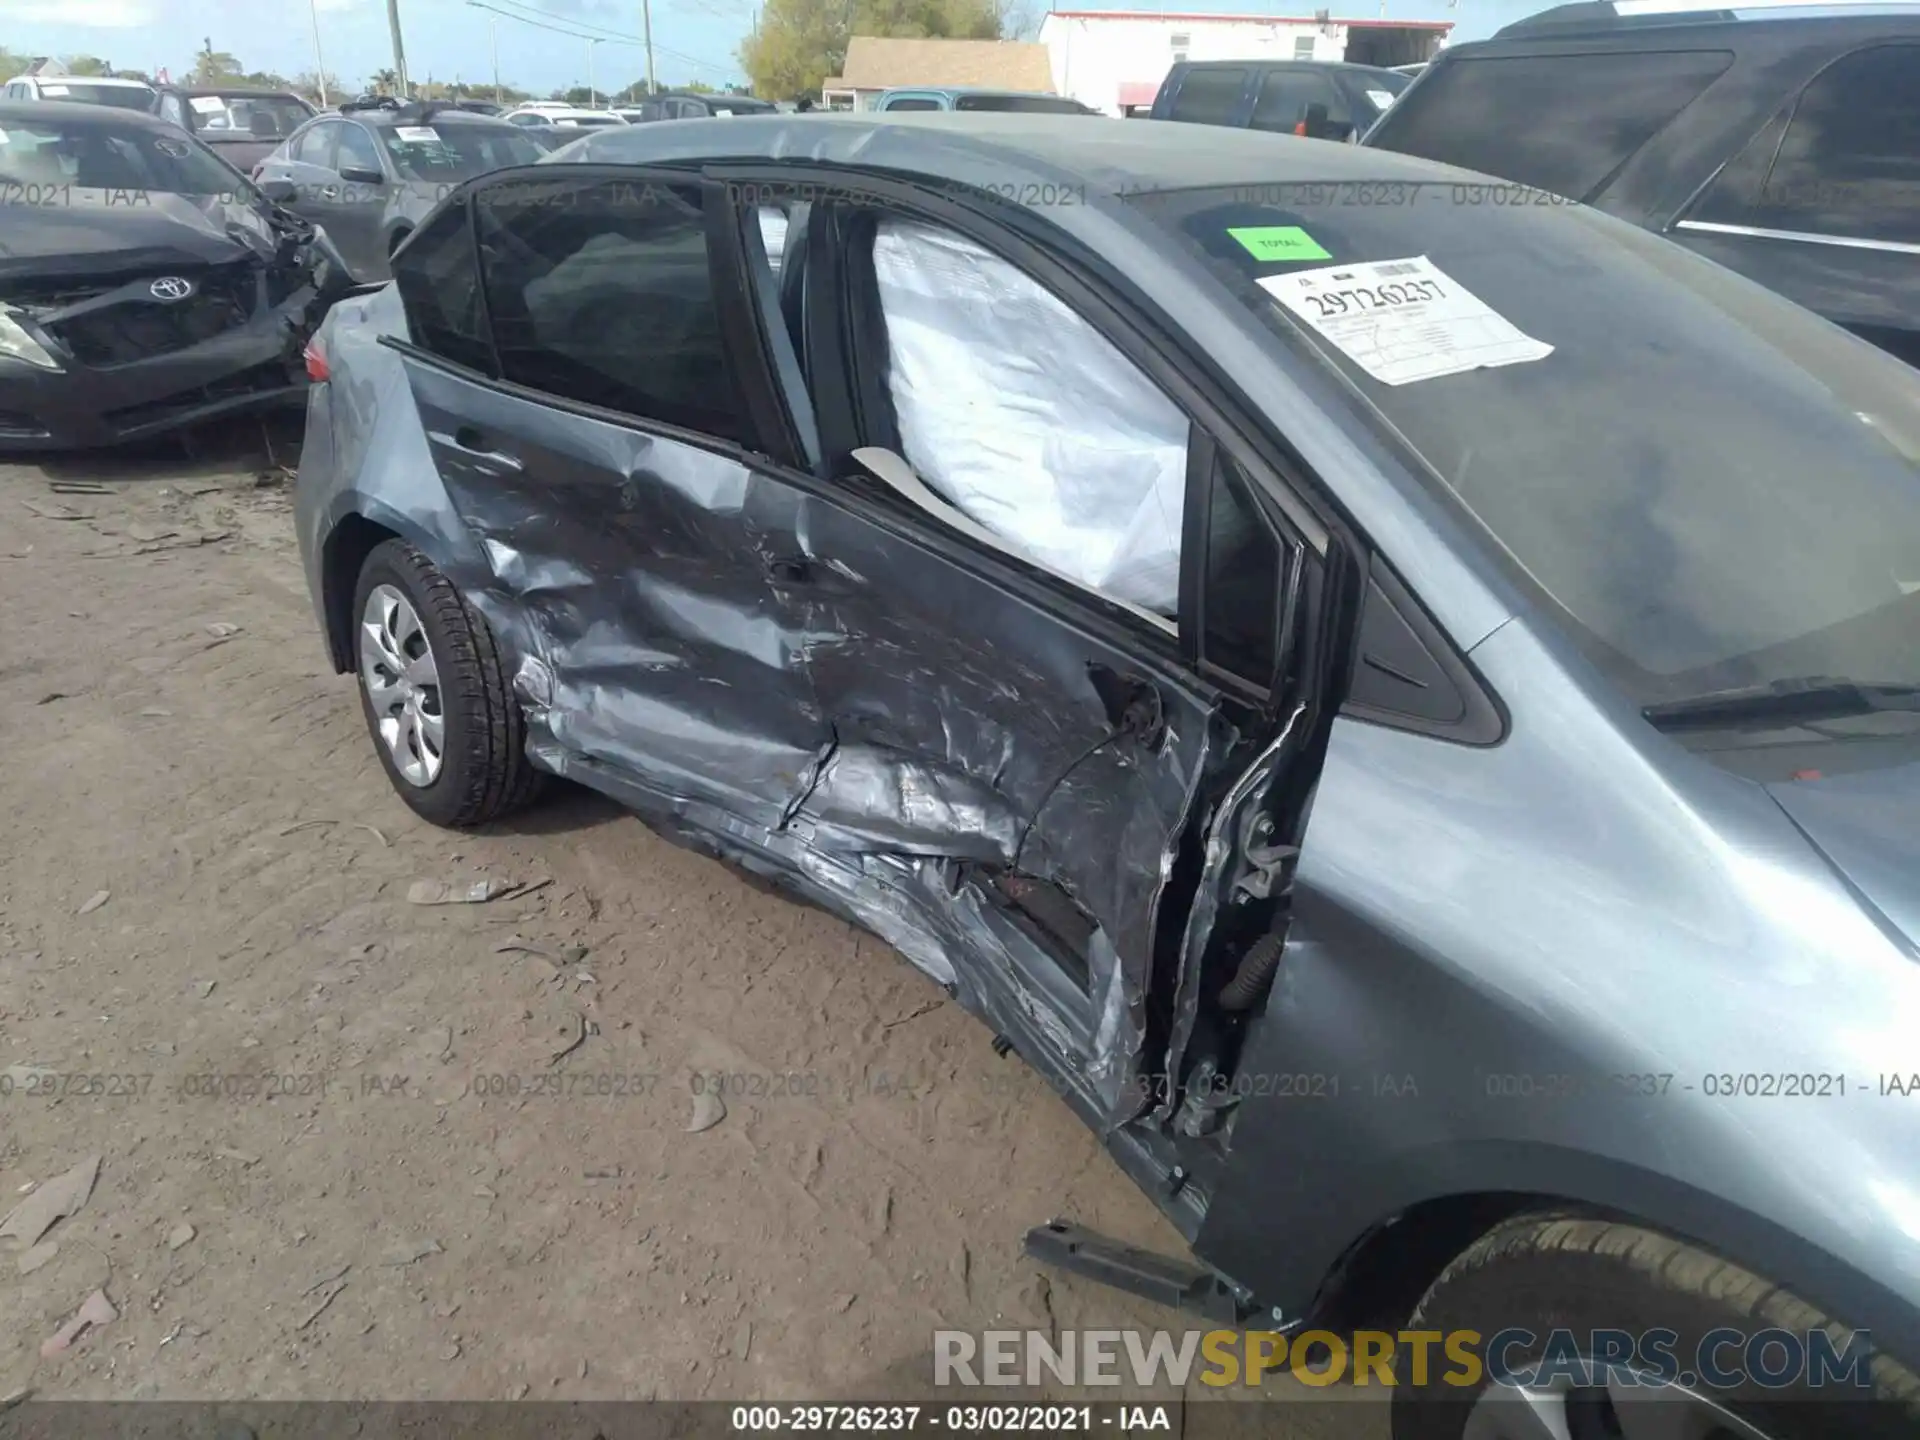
(1365, 0, 1920, 366)
(1150, 59, 1410, 140)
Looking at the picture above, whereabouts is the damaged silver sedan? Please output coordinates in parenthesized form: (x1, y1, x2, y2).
(295, 114, 1920, 1438)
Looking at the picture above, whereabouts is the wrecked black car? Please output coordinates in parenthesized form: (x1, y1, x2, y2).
(297, 114, 1920, 1437)
(0, 101, 353, 451)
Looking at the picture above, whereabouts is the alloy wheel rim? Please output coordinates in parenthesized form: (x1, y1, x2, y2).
(359, 584, 444, 787)
(1462, 1364, 1780, 1440)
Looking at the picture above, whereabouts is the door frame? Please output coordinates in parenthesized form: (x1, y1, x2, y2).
(705, 159, 1367, 1150)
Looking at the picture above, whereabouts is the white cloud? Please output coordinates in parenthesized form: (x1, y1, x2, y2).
(0, 0, 155, 24)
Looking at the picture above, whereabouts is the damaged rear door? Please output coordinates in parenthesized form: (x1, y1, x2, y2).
(731, 187, 1324, 1127)
(384, 169, 829, 831)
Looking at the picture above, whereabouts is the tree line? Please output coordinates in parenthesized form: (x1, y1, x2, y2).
(0, 39, 728, 106)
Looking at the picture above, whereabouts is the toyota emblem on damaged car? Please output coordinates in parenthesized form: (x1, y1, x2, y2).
(150, 277, 194, 302)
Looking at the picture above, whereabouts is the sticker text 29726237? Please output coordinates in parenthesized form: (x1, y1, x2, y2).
(1257, 254, 1553, 387)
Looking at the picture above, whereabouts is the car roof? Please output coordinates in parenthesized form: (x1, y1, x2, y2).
(571, 109, 1483, 193)
(15, 73, 152, 86)
(165, 86, 306, 99)
(1493, 0, 1920, 37)
(0, 98, 170, 126)
(336, 103, 518, 127)
(880, 85, 1062, 96)
(1170, 57, 1410, 75)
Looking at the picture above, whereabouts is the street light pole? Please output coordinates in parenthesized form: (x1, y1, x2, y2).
(491, 17, 500, 102)
(587, 36, 600, 105)
(307, 0, 330, 106)
(641, 0, 656, 94)
(386, 0, 410, 96)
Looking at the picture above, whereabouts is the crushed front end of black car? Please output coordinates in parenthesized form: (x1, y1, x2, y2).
(0, 195, 353, 451)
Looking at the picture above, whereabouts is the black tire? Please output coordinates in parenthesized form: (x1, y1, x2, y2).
(1391, 1212, 1920, 1440)
(351, 539, 544, 827)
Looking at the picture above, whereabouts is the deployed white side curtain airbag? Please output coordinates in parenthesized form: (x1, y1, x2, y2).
(871, 218, 1187, 617)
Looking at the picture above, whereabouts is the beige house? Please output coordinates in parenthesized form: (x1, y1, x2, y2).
(822, 37, 1057, 110)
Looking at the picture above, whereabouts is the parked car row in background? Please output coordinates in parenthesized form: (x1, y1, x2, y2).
(0, 0, 1911, 463)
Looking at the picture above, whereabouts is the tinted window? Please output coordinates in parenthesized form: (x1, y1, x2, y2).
(1248, 68, 1343, 134)
(184, 94, 312, 139)
(336, 123, 382, 174)
(293, 122, 337, 166)
(1370, 51, 1731, 199)
(954, 94, 1088, 113)
(392, 197, 494, 373)
(1754, 45, 1920, 244)
(381, 122, 542, 181)
(883, 97, 941, 111)
(1202, 457, 1285, 687)
(476, 177, 745, 441)
(1168, 68, 1246, 126)
(1133, 181, 1920, 709)
(33, 81, 156, 110)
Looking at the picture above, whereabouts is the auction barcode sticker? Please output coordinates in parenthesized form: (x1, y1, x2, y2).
(1258, 254, 1552, 386)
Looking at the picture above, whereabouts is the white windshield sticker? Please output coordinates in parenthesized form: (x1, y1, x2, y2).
(1366, 88, 1396, 109)
(189, 95, 226, 113)
(1258, 255, 1553, 386)
(394, 125, 440, 142)
(40, 84, 70, 96)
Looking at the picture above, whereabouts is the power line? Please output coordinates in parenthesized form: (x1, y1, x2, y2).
(473, 0, 741, 71)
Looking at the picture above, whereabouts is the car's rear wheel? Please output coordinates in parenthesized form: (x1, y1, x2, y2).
(1391, 1213, 1920, 1440)
(352, 539, 543, 827)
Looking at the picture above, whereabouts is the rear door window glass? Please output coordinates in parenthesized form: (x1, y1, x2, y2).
(336, 123, 382, 175)
(1752, 45, 1920, 245)
(293, 122, 338, 167)
(1167, 68, 1246, 126)
(1371, 50, 1731, 198)
(476, 176, 747, 442)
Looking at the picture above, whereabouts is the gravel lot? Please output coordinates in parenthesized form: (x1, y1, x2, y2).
(0, 419, 1382, 1433)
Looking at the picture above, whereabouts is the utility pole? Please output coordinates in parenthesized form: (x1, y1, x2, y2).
(587, 36, 600, 105)
(491, 18, 500, 101)
(307, 0, 330, 106)
(386, 0, 410, 97)
(641, 0, 656, 95)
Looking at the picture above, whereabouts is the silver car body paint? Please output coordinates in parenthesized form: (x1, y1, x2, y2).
(296, 114, 1920, 1360)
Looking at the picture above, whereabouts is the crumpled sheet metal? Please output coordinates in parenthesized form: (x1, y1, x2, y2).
(871, 217, 1187, 617)
(322, 251, 1227, 1122)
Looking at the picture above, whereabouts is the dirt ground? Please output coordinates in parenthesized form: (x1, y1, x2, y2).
(0, 418, 1383, 1431)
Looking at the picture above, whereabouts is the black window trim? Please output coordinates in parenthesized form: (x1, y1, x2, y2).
(1340, 556, 1507, 746)
(381, 161, 808, 473)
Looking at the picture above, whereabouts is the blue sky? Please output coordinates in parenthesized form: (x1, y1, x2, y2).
(0, 0, 1545, 97)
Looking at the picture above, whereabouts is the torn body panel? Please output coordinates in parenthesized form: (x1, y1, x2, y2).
(333, 330, 1266, 1127)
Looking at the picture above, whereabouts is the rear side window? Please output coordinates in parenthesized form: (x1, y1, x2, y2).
(1750, 45, 1920, 244)
(391, 196, 495, 374)
(1168, 68, 1246, 126)
(1373, 50, 1732, 198)
(475, 177, 746, 442)
(1249, 68, 1344, 134)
